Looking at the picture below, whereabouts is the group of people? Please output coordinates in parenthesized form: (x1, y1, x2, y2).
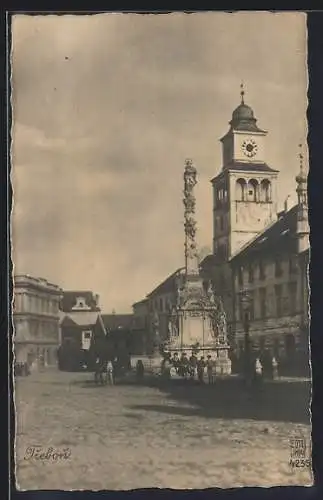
(161, 352, 217, 383)
(94, 357, 115, 386)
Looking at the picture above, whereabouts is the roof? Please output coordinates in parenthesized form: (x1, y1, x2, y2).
(211, 162, 278, 183)
(60, 291, 100, 312)
(132, 298, 148, 308)
(230, 204, 299, 262)
(101, 314, 134, 331)
(60, 311, 101, 327)
(199, 254, 223, 269)
(14, 274, 62, 294)
(147, 268, 185, 298)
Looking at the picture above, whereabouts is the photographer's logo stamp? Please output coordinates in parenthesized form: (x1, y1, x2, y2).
(289, 437, 311, 469)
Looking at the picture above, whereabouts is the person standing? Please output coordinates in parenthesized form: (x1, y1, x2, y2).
(181, 352, 189, 379)
(197, 356, 205, 383)
(189, 353, 197, 380)
(136, 360, 145, 381)
(172, 352, 179, 373)
(107, 360, 114, 385)
(162, 355, 171, 380)
(206, 355, 214, 385)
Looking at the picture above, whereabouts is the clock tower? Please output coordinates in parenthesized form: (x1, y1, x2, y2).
(211, 85, 279, 260)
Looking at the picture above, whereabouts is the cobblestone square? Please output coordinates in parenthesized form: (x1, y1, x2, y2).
(15, 370, 312, 490)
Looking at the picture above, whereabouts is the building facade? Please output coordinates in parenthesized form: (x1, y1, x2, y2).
(230, 208, 309, 361)
(132, 299, 150, 353)
(59, 291, 104, 348)
(132, 269, 185, 353)
(13, 274, 62, 368)
(146, 268, 185, 349)
(200, 89, 309, 374)
(133, 89, 309, 373)
(58, 291, 106, 370)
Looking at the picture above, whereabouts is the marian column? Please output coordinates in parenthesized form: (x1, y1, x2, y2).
(164, 159, 231, 374)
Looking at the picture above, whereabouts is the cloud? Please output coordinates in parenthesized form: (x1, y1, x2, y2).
(11, 12, 307, 312)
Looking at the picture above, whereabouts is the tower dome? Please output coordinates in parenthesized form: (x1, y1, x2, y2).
(232, 103, 255, 122)
(229, 83, 263, 132)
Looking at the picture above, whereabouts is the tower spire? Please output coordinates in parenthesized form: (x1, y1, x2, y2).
(296, 143, 307, 201)
(298, 143, 304, 175)
(240, 81, 245, 105)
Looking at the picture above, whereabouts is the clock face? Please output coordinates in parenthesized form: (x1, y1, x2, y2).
(241, 139, 258, 158)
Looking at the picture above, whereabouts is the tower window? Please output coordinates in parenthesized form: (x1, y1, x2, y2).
(260, 179, 271, 202)
(247, 179, 259, 202)
(236, 178, 247, 201)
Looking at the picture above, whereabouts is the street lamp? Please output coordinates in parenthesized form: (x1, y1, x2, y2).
(240, 289, 251, 350)
(240, 289, 253, 383)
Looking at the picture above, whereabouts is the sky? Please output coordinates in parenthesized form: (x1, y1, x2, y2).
(11, 12, 307, 313)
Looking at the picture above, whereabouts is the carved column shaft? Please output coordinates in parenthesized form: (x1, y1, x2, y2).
(183, 159, 199, 275)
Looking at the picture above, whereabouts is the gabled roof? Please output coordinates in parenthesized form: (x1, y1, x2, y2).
(60, 291, 100, 312)
(132, 298, 148, 308)
(60, 311, 101, 327)
(230, 204, 299, 262)
(101, 314, 134, 331)
(147, 267, 185, 298)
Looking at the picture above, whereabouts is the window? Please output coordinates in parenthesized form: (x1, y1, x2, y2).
(238, 267, 243, 286)
(259, 260, 266, 280)
(82, 330, 92, 351)
(260, 179, 271, 202)
(282, 296, 289, 315)
(248, 264, 254, 283)
(159, 298, 163, 312)
(275, 258, 283, 278)
(289, 256, 298, 274)
(288, 282, 297, 315)
(240, 292, 255, 322)
(247, 179, 259, 202)
(220, 216, 224, 231)
(236, 179, 246, 201)
(259, 287, 267, 318)
(249, 293, 255, 321)
(275, 285, 283, 316)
